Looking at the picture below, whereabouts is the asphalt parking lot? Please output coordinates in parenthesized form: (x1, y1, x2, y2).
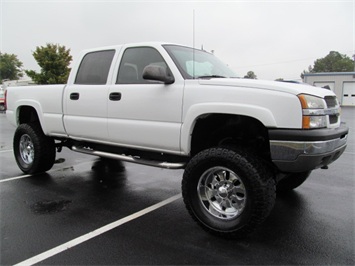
(0, 108, 354, 265)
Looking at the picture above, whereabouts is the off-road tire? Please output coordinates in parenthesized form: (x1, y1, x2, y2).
(276, 171, 312, 192)
(182, 147, 276, 239)
(13, 123, 56, 174)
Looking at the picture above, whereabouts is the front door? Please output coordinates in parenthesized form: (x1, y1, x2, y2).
(108, 47, 184, 153)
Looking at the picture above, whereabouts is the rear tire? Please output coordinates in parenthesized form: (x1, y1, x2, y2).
(13, 123, 56, 174)
(182, 147, 276, 239)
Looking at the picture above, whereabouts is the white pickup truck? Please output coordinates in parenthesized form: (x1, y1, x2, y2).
(5, 42, 348, 238)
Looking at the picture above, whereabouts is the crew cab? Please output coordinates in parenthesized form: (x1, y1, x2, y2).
(5, 42, 348, 238)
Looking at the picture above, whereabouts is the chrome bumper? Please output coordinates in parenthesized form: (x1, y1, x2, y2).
(269, 126, 348, 172)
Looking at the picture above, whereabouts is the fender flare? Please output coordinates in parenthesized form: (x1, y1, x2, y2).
(15, 100, 48, 134)
(180, 103, 277, 154)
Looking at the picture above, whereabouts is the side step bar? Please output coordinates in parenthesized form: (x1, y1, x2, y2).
(71, 146, 186, 170)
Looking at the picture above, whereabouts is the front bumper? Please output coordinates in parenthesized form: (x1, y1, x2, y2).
(269, 124, 348, 172)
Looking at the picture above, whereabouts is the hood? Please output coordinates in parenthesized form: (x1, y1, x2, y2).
(198, 78, 335, 98)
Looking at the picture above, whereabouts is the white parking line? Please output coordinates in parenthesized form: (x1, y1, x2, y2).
(0, 149, 13, 153)
(14, 193, 182, 266)
(0, 174, 32, 183)
(0, 161, 92, 183)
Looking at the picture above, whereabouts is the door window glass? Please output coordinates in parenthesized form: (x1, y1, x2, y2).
(116, 47, 168, 84)
(75, 50, 115, 85)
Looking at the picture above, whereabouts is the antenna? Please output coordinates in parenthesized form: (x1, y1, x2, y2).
(193, 9, 195, 79)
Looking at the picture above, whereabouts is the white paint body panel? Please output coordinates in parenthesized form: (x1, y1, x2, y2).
(6, 84, 66, 135)
(107, 81, 184, 152)
(63, 85, 109, 141)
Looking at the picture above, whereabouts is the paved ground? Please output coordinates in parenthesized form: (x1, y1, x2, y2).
(0, 108, 354, 265)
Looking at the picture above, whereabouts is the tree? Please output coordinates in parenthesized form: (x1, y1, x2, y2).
(25, 44, 72, 84)
(301, 51, 354, 78)
(244, 71, 257, 79)
(0, 52, 23, 82)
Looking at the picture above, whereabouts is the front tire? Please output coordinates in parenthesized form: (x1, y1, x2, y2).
(182, 148, 276, 239)
(13, 123, 56, 174)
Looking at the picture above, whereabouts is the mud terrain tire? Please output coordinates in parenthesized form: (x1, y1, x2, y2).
(13, 123, 56, 174)
(182, 147, 276, 239)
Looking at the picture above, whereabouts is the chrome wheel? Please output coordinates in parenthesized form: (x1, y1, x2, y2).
(197, 166, 247, 220)
(19, 134, 34, 165)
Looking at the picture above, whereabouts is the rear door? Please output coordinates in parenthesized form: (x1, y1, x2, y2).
(63, 49, 116, 141)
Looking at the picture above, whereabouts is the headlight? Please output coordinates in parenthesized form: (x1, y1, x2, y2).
(298, 94, 326, 129)
(298, 94, 325, 109)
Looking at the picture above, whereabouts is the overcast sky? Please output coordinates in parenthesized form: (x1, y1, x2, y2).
(1, 0, 354, 81)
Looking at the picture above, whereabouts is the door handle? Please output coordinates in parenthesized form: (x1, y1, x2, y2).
(109, 92, 122, 101)
(70, 93, 80, 100)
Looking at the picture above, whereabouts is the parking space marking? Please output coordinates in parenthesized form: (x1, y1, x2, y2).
(14, 193, 182, 266)
(0, 149, 13, 153)
(0, 174, 32, 183)
(0, 161, 92, 183)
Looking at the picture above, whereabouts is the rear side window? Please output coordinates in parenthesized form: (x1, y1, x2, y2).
(75, 50, 115, 85)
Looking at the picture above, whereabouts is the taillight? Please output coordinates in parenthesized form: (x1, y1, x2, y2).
(4, 89, 7, 110)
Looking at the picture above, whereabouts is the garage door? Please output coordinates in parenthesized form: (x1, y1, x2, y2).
(314, 82, 335, 91)
(342, 82, 355, 106)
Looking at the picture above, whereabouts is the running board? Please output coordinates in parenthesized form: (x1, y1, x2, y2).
(71, 146, 186, 170)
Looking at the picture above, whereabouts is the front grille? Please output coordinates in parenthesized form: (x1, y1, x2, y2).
(325, 96, 337, 108)
(324, 96, 339, 124)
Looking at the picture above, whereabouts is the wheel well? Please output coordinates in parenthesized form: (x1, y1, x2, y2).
(191, 114, 270, 159)
(17, 106, 40, 125)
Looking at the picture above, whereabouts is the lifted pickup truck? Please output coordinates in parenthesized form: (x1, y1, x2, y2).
(6, 42, 348, 238)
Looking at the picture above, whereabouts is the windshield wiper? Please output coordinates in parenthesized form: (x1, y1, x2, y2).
(196, 75, 227, 79)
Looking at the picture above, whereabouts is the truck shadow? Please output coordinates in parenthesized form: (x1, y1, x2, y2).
(251, 190, 308, 241)
(90, 158, 127, 189)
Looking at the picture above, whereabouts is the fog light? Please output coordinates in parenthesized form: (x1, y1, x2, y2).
(303, 116, 327, 129)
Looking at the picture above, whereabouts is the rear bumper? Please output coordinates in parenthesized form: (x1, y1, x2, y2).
(269, 124, 348, 172)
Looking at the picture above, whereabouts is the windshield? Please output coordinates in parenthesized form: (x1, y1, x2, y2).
(163, 45, 237, 79)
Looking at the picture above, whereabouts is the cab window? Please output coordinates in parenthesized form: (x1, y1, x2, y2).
(116, 47, 169, 84)
(75, 50, 115, 85)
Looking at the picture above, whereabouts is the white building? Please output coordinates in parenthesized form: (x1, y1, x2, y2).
(303, 72, 355, 106)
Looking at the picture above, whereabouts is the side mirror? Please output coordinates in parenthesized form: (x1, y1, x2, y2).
(142, 65, 175, 84)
